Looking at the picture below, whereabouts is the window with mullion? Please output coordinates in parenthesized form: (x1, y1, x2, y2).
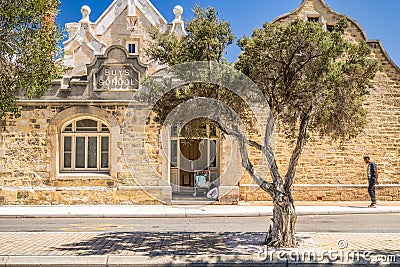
(61, 118, 110, 172)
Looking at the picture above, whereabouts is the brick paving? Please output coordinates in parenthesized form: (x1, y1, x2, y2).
(0, 232, 264, 257)
(0, 232, 398, 258)
(241, 201, 400, 206)
(310, 233, 400, 254)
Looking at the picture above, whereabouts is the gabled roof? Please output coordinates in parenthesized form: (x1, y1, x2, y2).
(272, 0, 400, 71)
(94, 0, 168, 36)
(272, 0, 368, 40)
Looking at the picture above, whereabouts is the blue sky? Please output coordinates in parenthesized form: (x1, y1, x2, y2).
(56, 0, 400, 67)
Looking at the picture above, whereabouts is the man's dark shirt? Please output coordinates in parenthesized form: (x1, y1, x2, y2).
(367, 162, 377, 180)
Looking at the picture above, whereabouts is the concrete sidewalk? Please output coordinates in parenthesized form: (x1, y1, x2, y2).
(0, 232, 398, 266)
(0, 201, 399, 218)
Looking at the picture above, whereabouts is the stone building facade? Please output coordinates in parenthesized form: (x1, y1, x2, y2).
(0, 0, 399, 205)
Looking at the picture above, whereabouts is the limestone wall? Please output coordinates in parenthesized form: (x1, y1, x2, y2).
(0, 104, 169, 205)
(239, 0, 400, 202)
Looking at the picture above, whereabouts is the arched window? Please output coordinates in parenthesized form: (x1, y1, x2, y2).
(61, 118, 110, 172)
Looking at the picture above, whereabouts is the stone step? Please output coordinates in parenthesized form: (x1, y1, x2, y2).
(171, 200, 218, 205)
(172, 196, 209, 200)
(172, 191, 218, 204)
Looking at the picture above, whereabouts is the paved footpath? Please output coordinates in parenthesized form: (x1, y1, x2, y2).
(0, 202, 399, 266)
(0, 231, 399, 266)
(0, 201, 400, 218)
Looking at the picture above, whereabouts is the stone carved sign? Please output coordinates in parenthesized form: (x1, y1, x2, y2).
(95, 64, 139, 90)
(87, 45, 147, 92)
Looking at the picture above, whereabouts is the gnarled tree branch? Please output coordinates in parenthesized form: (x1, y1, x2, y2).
(284, 112, 310, 193)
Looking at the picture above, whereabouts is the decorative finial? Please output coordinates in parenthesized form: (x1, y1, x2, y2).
(173, 5, 184, 20)
(170, 5, 187, 36)
(80, 5, 91, 23)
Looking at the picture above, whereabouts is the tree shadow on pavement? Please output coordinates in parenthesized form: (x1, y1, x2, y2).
(51, 232, 265, 257)
(49, 232, 399, 265)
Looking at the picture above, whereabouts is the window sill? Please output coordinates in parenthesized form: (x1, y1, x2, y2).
(57, 172, 112, 180)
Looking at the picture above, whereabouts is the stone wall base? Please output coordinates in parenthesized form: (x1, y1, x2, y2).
(0, 184, 399, 205)
(239, 184, 400, 202)
(218, 186, 239, 205)
(0, 186, 172, 205)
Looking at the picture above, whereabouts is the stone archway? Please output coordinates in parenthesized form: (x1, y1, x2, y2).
(48, 106, 121, 180)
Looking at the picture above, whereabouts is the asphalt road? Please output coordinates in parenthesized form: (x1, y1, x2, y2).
(0, 214, 399, 233)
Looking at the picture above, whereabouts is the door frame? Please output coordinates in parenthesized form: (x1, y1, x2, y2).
(169, 124, 220, 193)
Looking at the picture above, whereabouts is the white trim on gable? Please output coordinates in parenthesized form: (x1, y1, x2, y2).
(138, 0, 168, 25)
(94, 0, 168, 36)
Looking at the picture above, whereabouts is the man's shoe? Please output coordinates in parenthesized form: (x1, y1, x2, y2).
(368, 203, 377, 208)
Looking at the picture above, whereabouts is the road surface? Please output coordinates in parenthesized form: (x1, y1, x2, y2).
(0, 214, 399, 233)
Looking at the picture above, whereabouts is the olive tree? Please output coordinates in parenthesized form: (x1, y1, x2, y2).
(146, 5, 378, 248)
(235, 18, 378, 247)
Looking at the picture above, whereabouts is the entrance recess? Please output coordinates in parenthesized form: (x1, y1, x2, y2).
(169, 124, 219, 196)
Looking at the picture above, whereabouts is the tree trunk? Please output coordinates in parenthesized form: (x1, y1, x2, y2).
(265, 191, 297, 248)
(264, 114, 309, 247)
(216, 110, 299, 248)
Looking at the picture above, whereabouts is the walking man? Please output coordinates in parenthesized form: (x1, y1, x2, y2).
(364, 156, 379, 207)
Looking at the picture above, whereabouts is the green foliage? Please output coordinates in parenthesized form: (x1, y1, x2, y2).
(185, 5, 234, 62)
(146, 5, 234, 65)
(146, 6, 243, 136)
(236, 17, 379, 141)
(0, 0, 62, 118)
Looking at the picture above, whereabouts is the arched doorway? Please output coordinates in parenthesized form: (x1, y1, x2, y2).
(169, 122, 220, 198)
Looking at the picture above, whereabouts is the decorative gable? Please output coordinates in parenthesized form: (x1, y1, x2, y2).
(58, 0, 188, 100)
(63, 5, 106, 73)
(94, 0, 168, 36)
(273, 0, 368, 42)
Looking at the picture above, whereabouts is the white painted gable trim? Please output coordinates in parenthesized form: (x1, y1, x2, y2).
(94, 0, 168, 36)
(139, 0, 168, 25)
